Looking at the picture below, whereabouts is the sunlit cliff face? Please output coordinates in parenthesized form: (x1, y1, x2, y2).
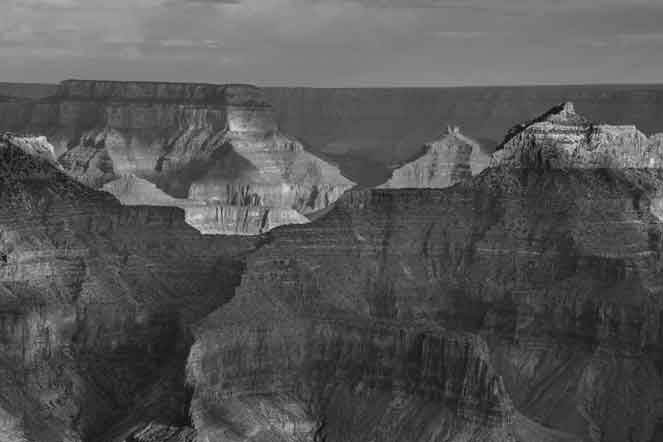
(0, 80, 355, 235)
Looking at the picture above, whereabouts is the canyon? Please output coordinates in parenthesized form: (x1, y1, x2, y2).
(0, 133, 259, 441)
(1, 82, 663, 442)
(184, 103, 663, 442)
(0, 80, 354, 235)
(5, 83, 663, 185)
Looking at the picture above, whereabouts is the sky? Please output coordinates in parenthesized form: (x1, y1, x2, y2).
(1, 0, 663, 86)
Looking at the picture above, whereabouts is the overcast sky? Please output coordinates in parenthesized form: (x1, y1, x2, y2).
(1, 0, 663, 86)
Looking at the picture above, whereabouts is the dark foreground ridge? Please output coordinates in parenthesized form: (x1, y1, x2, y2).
(186, 104, 663, 442)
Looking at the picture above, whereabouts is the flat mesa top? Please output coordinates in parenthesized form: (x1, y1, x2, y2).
(51, 80, 269, 106)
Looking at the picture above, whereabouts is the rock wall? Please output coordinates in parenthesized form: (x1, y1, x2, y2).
(492, 102, 663, 169)
(0, 80, 354, 235)
(0, 135, 259, 441)
(185, 204, 309, 235)
(187, 105, 663, 442)
(6, 82, 663, 187)
(379, 126, 490, 189)
(187, 132, 354, 214)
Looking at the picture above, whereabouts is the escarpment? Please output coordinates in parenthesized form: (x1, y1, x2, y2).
(0, 134, 259, 441)
(187, 104, 663, 442)
(379, 126, 490, 189)
(3, 80, 354, 235)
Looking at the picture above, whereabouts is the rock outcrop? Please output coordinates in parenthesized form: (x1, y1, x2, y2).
(102, 175, 309, 235)
(492, 102, 663, 169)
(0, 133, 259, 441)
(265, 85, 663, 171)
(5, 98, 663, 442)
(186, 104, 663, 442)
(0, 132, 60, 167)
(379, 126, 490, 189)
(5, 83, 663, 187)
(3, 80, 355, 235)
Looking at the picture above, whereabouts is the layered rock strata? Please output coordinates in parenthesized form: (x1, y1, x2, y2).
(186, 104, 663, 442)
(379, 126, 490, 189)
(102, 175, 309, 235)
(492, 102, 663, 169)
(5, 83, 663, 187)
(0, 134, 259, 441)
(3, 80, 354, 235)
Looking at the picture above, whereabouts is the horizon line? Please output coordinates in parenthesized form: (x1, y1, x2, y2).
(3, 79, 663, 90)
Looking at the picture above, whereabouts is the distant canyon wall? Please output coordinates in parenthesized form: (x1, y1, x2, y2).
(4, 82, 663, 165)
(0, 80, 354, 235)
(265, 85, 663, 163)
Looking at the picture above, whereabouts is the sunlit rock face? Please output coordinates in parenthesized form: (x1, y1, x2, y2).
(492, 102, 663, 169)
(379, 126, 490, 189)
(0, 134, 258, 441)
(187, 131, 354, 215)
(0, 133, 60, 167)
(4, 80, 354, 235)
(492, 101, 663, 224)
(186, 104, 663, 442)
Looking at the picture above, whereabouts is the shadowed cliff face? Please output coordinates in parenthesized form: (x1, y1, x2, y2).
(0, 134, 259, 441)
(1, 80, 354, 235)
(186, 105, 663, 442)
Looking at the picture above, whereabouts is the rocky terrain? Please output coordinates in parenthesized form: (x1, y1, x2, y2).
(265, 85, 663, 171)
(185, 103, 663, 442)
(5, 83, 663, 177)
(0, 133, 259, 441)
(103, 175, 309, 235)
(3, 96, 663, 442)
(379, 126, 490, 189)
(1, 80, 354, 235)
(493, 102, 663, 170)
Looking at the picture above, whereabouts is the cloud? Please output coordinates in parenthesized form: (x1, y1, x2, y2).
(183, 0, 241, 4)
(1, 0, 662, 85)
(619, 32, 663, 44)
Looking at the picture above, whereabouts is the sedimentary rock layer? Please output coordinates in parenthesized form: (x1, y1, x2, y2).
(0, 134, 258, 441)
(379, 126, 490, 189)
(6, 82, 663, 187)
(187, 105, 663, 442)
(1, 80, 354, 234)
(492, 102, 663, 169)
(101, 175, 308, 235)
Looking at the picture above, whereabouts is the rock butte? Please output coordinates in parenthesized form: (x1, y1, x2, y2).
(1, 102, 663, 442)
(1, 80, 354, 235)
(379, 126, 490, 189)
